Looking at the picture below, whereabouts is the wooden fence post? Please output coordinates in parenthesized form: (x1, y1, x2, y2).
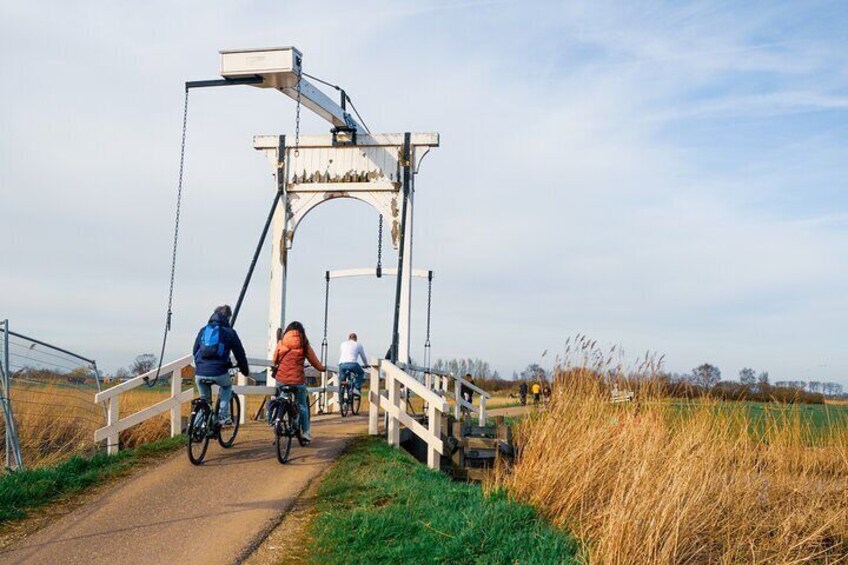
(387, 371, 400, 447)
(237, 371, 247, 424)
(368, 363, 380, 435)
(453, 374, 461, 420)
(427, 403, 441, 470)
(107, 398, 119, 455)
(170, 370, 182, 437)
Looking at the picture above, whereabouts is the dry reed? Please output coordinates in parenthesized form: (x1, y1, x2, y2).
(1, 384, 176, 467)
(501, 338, 848, 564)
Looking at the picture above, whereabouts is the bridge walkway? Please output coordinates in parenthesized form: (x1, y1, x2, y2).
(0, 415, 367, 565)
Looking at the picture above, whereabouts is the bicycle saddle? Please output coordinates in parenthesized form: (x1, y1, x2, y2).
(198, 378, 219, 385)
(277, 385, 299, 394)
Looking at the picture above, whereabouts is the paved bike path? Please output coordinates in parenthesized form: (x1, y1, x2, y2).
(1, 415, 368, 565)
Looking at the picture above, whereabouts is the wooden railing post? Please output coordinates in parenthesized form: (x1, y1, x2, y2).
(107, 397, 119, 455)
(237, 371, 247, 424)
(387, 370, 400, 447)
(368, 362, 380, 435)
(453, 374, 461, 420)
(332, 371, 340, 414)
(170, 370, 182, 437)
(479, 395, 487, 427)
(427, 403, 441, 470)
(320, 369, 328, 414)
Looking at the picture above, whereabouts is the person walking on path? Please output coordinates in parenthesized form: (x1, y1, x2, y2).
(192, 305, 250, 425)
(338, 332, 368, 396)
(460, 373, 475, 406)
(531, 381, 542, 406)
(273, 321, 325, 443)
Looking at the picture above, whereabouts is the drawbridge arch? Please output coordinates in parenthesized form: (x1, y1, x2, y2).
(254, 133, 439, 382)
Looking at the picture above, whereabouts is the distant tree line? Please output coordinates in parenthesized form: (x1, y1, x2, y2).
(660, 363, 846, 404)
(432, 358, 514, 392)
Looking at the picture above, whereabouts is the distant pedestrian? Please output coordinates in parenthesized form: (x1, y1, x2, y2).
(531, 382, 541, 406)
(460, 373, 474, 406)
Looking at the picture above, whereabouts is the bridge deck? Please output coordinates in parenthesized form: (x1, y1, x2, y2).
(1, 416, 367, 565)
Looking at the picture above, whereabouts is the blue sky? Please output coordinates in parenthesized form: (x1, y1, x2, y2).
(1, 1, 846, 385)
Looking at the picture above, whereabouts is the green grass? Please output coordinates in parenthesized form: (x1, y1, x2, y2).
(0, 435, 184, 523)
(308, 437, 578, 565)
(665, 400, 848, 443)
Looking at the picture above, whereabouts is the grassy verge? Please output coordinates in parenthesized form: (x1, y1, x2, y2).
(0, 435, 184, 523)
(307, 437, 578, 564)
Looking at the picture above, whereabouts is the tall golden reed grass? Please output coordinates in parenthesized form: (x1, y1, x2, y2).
(1, 384, 174, 467)
(500, 338, 848, 564)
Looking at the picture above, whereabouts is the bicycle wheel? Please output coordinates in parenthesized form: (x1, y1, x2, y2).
(351, 389, 361, 415)
(216, 394, 241, 448)
(187, 402, 211, 465)
(340, 386, 349, 418)
(275, 405, 293, 464)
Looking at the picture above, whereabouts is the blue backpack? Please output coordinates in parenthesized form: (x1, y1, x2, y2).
(197, 323, 226, 360)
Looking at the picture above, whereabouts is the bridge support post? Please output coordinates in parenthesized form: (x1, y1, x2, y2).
(397, 189, 414, 365)
(266, 136, 288, 386)
(267, 195, 287, 386)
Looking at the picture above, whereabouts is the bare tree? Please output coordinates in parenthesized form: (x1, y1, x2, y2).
(739, 367, 757, 386)
(130, 353, 158, 376)
(692, 363, 721, 389)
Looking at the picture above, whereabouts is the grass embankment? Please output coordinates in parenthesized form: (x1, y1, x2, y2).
(307, 436, 578, 564)
(503, 349, 848, 563)
(0, 435, 184, 523)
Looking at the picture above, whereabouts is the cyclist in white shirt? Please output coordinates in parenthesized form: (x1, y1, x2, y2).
(338, 333, 368, 396)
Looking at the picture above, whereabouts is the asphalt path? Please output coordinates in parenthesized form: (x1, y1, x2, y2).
(1, 415, 367, 565)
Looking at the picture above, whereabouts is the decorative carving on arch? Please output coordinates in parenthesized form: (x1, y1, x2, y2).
(284, 189, 400, 249)
(254, 132, 438, 251)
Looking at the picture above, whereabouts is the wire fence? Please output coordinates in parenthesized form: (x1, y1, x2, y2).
(1, 321, 107, 469)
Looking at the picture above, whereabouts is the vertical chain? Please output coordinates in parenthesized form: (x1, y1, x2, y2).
(149, 87, 190, 388)
(424, 273, 433, 370)
(377, 214, 383, 272)
(294, 57, 302, 157)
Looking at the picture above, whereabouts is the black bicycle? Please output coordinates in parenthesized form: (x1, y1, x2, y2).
(338, 370, 361, 417)
(268, 385, 308, 464)
(187, 378, 241, 465)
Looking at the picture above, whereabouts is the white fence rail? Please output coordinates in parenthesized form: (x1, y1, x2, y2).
(369, 360, 448, 469)
(94, 353, 491, 467)
(94, 355, 342, 455)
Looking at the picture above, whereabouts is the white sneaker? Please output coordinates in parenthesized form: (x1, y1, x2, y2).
(353, 389, 362, 397)
(301, 430, 313, 442)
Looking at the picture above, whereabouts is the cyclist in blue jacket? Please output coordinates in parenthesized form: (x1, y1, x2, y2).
(192, 305, 250, 425)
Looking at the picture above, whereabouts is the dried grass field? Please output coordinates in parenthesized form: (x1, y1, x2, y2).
(2, 382, 177, 468)
(498, 345, 848, 563)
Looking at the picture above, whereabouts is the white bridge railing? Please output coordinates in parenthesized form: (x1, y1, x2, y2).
(369, 360, 448, 469)
(94, 354, 490, 472)
(94, 355, 341, 455)
(397, 363, 491, 426)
